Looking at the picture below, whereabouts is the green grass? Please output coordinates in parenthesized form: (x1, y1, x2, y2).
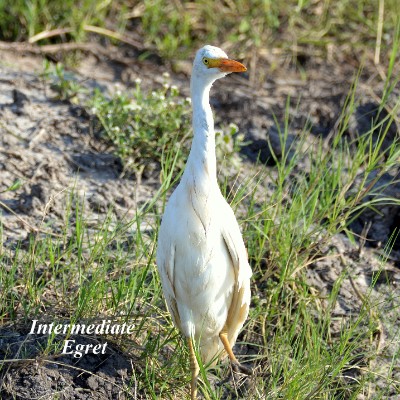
(1, 0, 399, 67)
(0, 0, 116, 42)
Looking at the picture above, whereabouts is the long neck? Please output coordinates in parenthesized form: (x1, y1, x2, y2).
(183, 76, 217, 184)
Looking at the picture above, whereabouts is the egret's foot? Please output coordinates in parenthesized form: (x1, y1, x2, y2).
(216, 361, 252, 399)
(219, 329, 252, 376)
(231, 361, 253, 376)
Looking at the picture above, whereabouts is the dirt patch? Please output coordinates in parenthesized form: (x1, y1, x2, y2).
(0, 53, 159, 247)
(0, 327, 138, 400)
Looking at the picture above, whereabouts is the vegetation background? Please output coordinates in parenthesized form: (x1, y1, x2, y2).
(0, 0, 399, 399)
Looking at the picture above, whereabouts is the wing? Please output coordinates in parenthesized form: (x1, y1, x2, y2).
(221, 207, 252, 347)
(156, 236, 182, 331)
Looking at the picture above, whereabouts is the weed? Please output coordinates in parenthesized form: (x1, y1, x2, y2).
(42, 60, 86, 101)
(90, 79, 192, 178)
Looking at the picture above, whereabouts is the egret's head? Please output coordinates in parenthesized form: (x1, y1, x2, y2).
(192, 45, 246, 84)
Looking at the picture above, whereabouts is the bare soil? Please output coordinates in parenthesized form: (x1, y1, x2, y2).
(0, 45, 399, 399)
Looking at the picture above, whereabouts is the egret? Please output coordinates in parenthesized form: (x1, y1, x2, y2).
(156, 45, 252, 399)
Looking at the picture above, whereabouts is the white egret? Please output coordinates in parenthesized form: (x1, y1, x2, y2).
(156, 45, 252, 399)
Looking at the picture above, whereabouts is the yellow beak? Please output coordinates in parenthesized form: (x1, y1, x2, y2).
(209, 58, 247, 73)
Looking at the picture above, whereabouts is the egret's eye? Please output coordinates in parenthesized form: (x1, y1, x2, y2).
(202, 57, 209, 66)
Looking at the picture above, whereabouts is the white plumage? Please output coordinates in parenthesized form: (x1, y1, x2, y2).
(156, 45, 252, 399)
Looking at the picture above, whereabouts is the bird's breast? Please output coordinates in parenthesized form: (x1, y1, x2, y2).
(159, 180, 236, 340)
(164, 177, 230, 270)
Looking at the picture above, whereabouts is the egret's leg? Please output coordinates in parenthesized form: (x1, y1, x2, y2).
(188, 338, 200, 400)
(219, 329, 252, 375)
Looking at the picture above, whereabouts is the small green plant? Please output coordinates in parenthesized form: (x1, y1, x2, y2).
(42, 60, 85, 102)
(215, 123, 248, 171)
(90, 78, 192, 177)
(0, 179, 23, 194)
